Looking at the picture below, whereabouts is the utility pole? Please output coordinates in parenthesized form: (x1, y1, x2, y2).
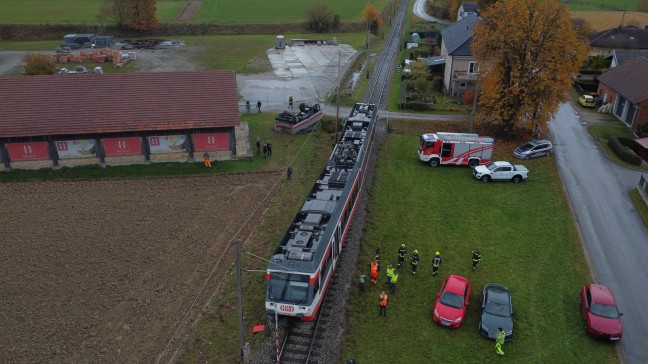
(470, 75, 480, 133)
(236, 239, 250, 364)
(335, 51, 341, 142)
(620, 0, 629, 26)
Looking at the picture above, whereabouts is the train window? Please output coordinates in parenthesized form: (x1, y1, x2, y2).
(267, 273, 310, 304)
(313, 278, 320, 297)
(321, 255, 328, 276)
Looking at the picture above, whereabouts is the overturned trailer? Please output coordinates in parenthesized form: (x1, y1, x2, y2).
(275, 103, 323, 134)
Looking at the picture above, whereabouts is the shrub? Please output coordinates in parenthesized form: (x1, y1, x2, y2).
(305, 4, 339, 32)
(23, 54, 56, 75)
(608, 136, 642, 165)
(399, 101, 433, 111)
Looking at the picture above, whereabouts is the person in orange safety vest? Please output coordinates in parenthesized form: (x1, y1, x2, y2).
(379, 291, 388, 317)
(203, 152, 211, 168)
(370, 260, 380, 285)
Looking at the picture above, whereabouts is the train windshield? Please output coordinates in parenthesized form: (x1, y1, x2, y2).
(267, 272, 310, 305)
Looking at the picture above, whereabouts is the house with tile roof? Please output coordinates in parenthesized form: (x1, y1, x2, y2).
(440, 12, 478, 97)
(587, 25, 648, 56)
(596, 56, 648, 134)
(604, 49, 648, 68)
(0, 71, 245, 170)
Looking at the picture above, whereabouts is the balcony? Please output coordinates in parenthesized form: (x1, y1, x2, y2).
(453, 71, 479, 81)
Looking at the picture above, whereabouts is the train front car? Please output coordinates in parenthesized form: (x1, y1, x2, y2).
(266, 103, 377, 322)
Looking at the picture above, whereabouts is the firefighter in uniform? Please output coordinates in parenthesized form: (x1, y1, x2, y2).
(472, 248, 482, 271)
(386, 264, 395, 284)
(495, 327, 506, 355)
(379, 291, 388, 317)
(288, 96, 294, 110)
(397, 244, 407, 267)
(432, 251, 442, 276)
(370, 260, 380, 285)
(411, 250, 420, 275)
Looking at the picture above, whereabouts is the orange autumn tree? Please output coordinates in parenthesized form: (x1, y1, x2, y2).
(103, 0, 158, 31)
(471, 0, 587, 137)
(363, 4, 382, 35)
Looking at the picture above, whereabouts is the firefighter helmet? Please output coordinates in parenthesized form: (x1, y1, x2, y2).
(435, 251, 440, 256)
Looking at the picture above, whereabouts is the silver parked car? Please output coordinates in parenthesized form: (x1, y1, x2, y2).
(513, 140, 553, 159)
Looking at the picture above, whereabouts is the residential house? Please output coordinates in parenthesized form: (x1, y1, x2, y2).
(587, 25, 648, 56)
(457, 2, 478, 21)
(605, 49, 648, 68)
(596, 56, 648, 134)
(440, 13, 478, 96)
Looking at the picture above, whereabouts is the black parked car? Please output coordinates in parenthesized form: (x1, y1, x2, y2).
(479, 283, 514, 341)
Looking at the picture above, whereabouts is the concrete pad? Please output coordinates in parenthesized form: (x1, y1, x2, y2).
(238, 44, 357, 108)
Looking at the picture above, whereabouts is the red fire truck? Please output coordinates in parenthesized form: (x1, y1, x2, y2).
(418, 132, 494, 167)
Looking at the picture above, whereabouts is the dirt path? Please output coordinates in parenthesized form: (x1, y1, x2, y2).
(0, 173, 279, 363)
(175, 0, 202, 21)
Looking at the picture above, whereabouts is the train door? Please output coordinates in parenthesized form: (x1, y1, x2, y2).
(334, 223, 342, 258)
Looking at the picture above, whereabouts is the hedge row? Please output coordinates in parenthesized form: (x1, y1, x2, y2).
(608, 136, 642, 165)
(0, 22, 366, 42)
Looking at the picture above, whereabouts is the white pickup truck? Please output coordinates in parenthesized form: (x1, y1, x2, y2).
(472, 161, 529, 183)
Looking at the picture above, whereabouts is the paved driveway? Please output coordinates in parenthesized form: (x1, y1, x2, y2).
(550, 102, 648, 363)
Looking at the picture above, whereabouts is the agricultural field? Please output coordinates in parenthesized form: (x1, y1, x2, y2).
(564, 0, 639, 11)
(0, 0, 391, 24)
(0, 115, 336, 363)
(571, 11, 648, 32)
(339, 121, 618, 363)
(0, 0, 183, 23)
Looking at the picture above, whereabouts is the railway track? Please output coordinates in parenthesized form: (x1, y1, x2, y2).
(271, 1, 409, 363)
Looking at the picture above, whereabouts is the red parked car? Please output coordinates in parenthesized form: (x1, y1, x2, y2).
(433, 275, 471, 328)
(580, 284, 623, 341)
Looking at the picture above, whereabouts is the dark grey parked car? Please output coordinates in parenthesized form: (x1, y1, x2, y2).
(479, 283, 513, 341)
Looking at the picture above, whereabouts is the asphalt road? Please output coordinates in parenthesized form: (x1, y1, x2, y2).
(550, 102, 648, 363)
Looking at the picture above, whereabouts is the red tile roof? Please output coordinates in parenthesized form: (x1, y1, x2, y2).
(0, 71, 240, 138)
(597, 57, 648, 104)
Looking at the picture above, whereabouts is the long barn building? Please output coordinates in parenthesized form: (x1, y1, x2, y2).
(0, 71, 247, 170)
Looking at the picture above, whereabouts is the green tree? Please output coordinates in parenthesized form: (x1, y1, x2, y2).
(305, 3, 339, 32)
(101, 0, 158, 32)
(23, 54, 56, 75)
(471, 0, 587, 137)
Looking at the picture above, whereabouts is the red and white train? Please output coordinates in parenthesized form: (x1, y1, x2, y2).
(265, 103, 377, 321)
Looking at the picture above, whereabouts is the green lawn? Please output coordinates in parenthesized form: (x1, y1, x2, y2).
(340, 131, 618, 363)
(0, 0, 183, 23)
(186, 32, 369, 74)
(0, 0, 390, 24)
(563, 0, 638, 11)
(630, 187, 648, 230)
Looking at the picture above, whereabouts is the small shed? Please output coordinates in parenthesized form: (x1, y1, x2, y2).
(635, 137, 648, 161)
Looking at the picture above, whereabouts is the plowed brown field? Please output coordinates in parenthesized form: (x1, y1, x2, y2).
(0, 173, 278, 363)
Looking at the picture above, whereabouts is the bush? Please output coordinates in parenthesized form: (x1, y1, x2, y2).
(399, 101, 433, 111)
(305, 4, 339, 32)
(608, 136, 642, 165)
(23, 53, 56, 75)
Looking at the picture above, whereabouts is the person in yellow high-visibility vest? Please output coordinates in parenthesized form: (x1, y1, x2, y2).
(495, 327, 506, 356)
(389, 271, 399, 294)
(386, 264, 395, 284)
